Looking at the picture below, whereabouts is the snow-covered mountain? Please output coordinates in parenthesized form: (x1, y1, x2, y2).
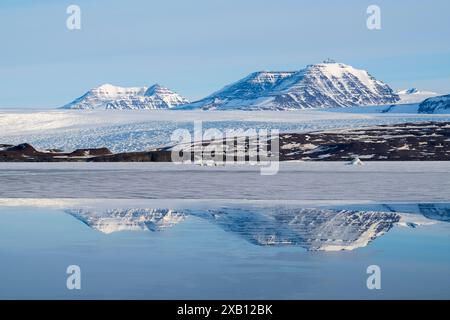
(396, 88, 439, 104)
(418, 94, 450, 114)
(62, 83, 189, 110)
(178, 62, 400, 110)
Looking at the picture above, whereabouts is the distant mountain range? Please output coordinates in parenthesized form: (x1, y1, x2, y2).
(61, 61, 446, 111)
(396, 88, 439, 104)
(62, 83, 189, 110)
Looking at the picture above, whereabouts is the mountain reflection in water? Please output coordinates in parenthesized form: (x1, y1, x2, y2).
(66, 203, 450, 252)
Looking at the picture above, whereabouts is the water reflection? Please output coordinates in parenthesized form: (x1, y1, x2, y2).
(69, 208, 186, 233)
(65, 203, 450, 252)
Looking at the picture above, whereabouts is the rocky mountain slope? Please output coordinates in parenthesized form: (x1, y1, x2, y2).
(418, 94, 450, 114)
(60, 61, 403, 110)
(179, 61, 400, 110)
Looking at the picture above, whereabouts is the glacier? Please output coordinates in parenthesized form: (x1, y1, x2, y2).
(2, 109, 450, 153)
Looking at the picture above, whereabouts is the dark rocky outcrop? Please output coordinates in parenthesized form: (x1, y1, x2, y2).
(175, 121, 450, 162)
(88, 151, 172, 162)
(68, 148, 112, 157)
(0, 145, 113, 162)
(278, 122, 450, 161)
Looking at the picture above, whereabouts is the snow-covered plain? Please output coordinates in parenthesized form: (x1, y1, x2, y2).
(1, 109, 450, 152)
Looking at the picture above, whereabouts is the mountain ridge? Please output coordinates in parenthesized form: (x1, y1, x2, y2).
(177, 62, 400, 110)
(61, 62, 447, 111)
(62, 83, 189, 110)
(418, 94, 450, 114)
(396, 87, 439, 104)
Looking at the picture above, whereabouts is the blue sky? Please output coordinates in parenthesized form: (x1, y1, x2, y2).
(0, 0, 449, 107)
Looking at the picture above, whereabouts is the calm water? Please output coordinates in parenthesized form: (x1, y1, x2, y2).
(0, 199, 449, 299)
(1, 162, 450, 201)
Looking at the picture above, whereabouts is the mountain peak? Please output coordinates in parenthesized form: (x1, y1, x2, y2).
(145, 83, 168, 95)
(90, 84, 147, 97)
(62, 83, 189, 110)
(179, 62, 399, 110)
(96, 83, 117, 90)
(405, 88, 419, 94)
(397, 87, 438, 95)
(144, 84, 189, 106)
(396, 88, 439, 104)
